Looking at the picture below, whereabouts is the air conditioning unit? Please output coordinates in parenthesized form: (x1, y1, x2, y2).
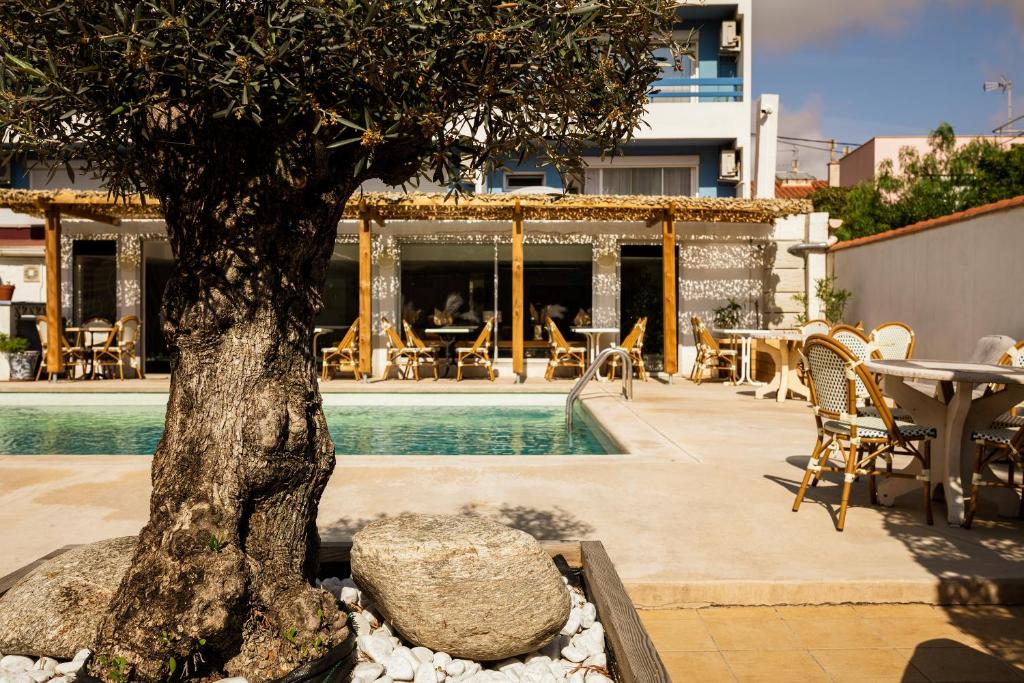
(720, 21, 742, 54)
(719, 149, 741, 183)
(0, 160, 10, 186)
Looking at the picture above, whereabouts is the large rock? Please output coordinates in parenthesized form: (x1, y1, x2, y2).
(0, 537, 136, 659)
(350, 514, 570, 661)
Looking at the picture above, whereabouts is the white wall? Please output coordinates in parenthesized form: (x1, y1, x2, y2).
(832, 202, 1024, 359)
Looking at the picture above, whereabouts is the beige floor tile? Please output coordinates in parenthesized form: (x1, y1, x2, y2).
(660, 651, 737, 682)
(811, 648, 927, 682)
(776, 605, 860, 620)
(902, 645, 1021, 682)
(852, 604, 949, 620)
(861, 618, 979, 649)
(786, 618, 892, 650)
(699, 606, 780, 621)
(644, 619, 718, 652)
(704, 618, 802, 652)
(722, 649, 831, 683)
(638, 608, 703, 622)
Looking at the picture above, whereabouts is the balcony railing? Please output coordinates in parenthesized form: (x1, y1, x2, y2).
(650, 77, 743, 101)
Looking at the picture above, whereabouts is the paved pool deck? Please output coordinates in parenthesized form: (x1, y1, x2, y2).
(2, 377, 1024, 608)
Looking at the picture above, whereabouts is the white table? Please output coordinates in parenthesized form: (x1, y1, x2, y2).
(714, 328, 807, 402)
(425, 327, 474, 377)
(867, 359, 1024, 525)
(312, 325, 349, 355)
(571, 327, 620, 366)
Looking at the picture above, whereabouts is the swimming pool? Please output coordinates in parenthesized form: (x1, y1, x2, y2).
(0, 394, 615, 456)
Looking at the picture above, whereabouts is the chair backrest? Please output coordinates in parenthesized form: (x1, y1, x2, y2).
(117, 315, 141, 347)
(997, 340, 1024, 368)
(829, 325, 876, 399)
(403, 321, 428, 350)
(690, 316, 720, 353)
(334, 320, 359, 352)
(35, 318, 48, 352)
(800, 319, 831, 339)
(95, 323, 120, 353)
(545, 317, 572, 351)
(870, 322, 915, 360)
(804, 335, 900, 439)
(381, 318, 407, 351)
(468, 319, 493, 353)
(968, 335, 1016, 364)
(620, 317, 647, 352)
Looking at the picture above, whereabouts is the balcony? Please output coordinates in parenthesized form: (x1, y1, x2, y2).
(650, 77, 743, 102)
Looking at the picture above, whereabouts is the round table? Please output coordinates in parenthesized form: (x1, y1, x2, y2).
(866, 359, 1024, 525)
(571, 327, 620, 366)
(714, 328, 807, 402)
(425, 327, 474, 378)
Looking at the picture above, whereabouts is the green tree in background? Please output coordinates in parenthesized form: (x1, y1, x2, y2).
(811, 123, 1024, 242)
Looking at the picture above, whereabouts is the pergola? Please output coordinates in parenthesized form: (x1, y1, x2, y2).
(0, 189, 811, 380)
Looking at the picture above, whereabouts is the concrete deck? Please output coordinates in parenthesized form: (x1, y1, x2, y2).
(2, 379, 1024, 607)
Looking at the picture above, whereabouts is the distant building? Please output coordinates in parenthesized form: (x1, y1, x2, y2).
(774, 161, 827, 200)
(838, 135, 1018, 187)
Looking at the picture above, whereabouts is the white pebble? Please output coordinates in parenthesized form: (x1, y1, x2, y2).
(341, 586, 362, 607)
(213, 679, 248, 683)
(384, 652, 415, 681)
(353, 662, 385, 683)
(32, 659, 57, 674)
(559, 644, 586, 664)
(321, 577, 345, 600)
(0, 656, 33, 672)
(375, 623, 394, 638)
(413, 662, 436, 683)
(371, 678, 394, 683)
(444, 660, 465, 677)
(27, 673, 51, 683)
(560, 608, 581, 636)
(411, 647, 433, 664)
(352, 611, 374, 636)
(584, 672, 612, 683)
(572, 623, 605, 657)
(432, 652, 452, 669)
(358, 634, 395, 664)
(579, 603, 596, 629)
(567, 672, 585, 683)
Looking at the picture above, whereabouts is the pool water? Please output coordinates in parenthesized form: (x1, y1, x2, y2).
(0, 403, 611, 456)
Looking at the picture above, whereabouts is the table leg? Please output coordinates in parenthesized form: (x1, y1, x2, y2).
(876, 377, 946, 509)
(755, 340, 783, 398)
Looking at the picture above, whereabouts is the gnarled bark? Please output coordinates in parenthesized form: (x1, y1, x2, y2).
(92, 166, 355, 681)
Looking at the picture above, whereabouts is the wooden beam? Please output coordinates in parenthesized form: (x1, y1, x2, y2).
(512, 201, 525, 380)
(57, 206, 122, 226)
(662, 207, 678, 376)
(358, 202, 372, 378)
(44, 207, 63, 377)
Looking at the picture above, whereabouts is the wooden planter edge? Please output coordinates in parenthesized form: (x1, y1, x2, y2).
(1, 540, 670, 683)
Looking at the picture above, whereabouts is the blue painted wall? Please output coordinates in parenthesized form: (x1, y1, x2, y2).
(484, 159, 564, 193)
(9, 157, 30, 189)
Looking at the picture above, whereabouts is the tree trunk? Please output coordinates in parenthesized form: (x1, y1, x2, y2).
(93, 179, 353, 682)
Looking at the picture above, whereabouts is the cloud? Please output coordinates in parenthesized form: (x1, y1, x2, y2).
(775, 96, 831, 178)
(754, 0, 1024, 53)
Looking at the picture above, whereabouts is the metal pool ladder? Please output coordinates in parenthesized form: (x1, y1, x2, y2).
(565, 347, 633, 433)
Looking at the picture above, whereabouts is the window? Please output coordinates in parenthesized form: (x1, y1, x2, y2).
(584, 158, 698, 196)
(653, 30, 698, 100)
(503, 173, 546, 190)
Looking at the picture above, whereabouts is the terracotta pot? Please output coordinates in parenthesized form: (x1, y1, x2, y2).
(0, 284, 14, 301)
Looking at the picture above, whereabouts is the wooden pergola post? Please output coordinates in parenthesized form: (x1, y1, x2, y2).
(662, 207, 678, 378)
(512, 201, 525, 381)
(358, 201, 373, 380)
(43, 206, 63, 377)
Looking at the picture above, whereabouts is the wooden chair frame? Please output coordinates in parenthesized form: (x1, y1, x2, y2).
(799, 319, 832, 339)
(381, 319, 433, 380)
(544, 317, 586, 381)
(689, 316, 736, 385)
(34, 318, 87, 380)
(793, 335, 934, 531)
(403, 321, 440, 381)
(869, 321, 916, 361)
(456, 319, 495, 381)
(965, 426, 1024, 528)
(90, 315, 144, 380)
(321, 320, 361, 381)
(606, 317, 648, 381)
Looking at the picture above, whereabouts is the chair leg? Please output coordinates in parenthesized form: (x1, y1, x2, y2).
(836, 443, 859, 532)
(488, 362, 495, 382)
(868, 455, 879, 506)
(456, 356, 463, 382)
(965, 443, 982, 529)
(136, 354, 146, 379)
(793, 437, 825, 512)
(118, 354, 125, 380)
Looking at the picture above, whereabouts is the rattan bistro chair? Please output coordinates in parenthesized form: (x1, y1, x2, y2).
(90, 315, 144, 380)
(793, 335, 935, 531)
(965, 425, 1024, 528)
(456, 319, 495, 381)
(800, 319, 832, 339)
(403, 321, 440, 381)
(35, 318, 87, 380)
(381, 318, 433, 380)
(990, 340, 1024, 429)
(321, 320, 360, 381)
(544, 317, 586, 381)
(689, 316, 737, 385)
(870, 321, 916, 360)
(606, 317, 648, 382)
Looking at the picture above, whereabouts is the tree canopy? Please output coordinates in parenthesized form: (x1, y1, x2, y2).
(1, 0, 676, 197)
(811, 123, 1024, 242)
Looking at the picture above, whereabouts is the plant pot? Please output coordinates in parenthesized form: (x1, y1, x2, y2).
(7, 350, 39, 381)
(0, 284, 14, 301)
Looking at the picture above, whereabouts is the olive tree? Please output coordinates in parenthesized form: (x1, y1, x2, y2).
(0, 1, 673, 679)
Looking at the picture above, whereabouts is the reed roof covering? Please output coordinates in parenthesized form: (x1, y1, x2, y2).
(0, 189, 812, 224)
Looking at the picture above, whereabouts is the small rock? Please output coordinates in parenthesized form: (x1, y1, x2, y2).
(559, 609, 581, 637)
(567, 672, 585, 683)
(32, 659, 57, 673)
(496, 658, 524, 680)
(559, 645, 586, 664)
(371, 678, 394, 683)
(432, 652, 451, 669)
(396, 646, 419, 671)
(0, 655, 33, 671)
(583, 653, 606, 669)
(352, 612, 374, 636)
(571, 624, 604, 658)
(579, 604, 596, 629)
(584, 672, 612, 683)
(353, 662, 385, 682)
(444, 660, 465, 677)
(376, 623, 394, 639)
(411, 647, 433, 664)
(358, 634, 394, 664)
(341, 587, 362, 607)
(384, 652, 415, 681)
(413, 662, 436, 683)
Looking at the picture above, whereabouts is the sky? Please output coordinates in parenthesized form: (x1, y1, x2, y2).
(753, 0, 1024, 175)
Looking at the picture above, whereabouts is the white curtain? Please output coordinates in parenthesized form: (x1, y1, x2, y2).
(663, 167, 694, 196)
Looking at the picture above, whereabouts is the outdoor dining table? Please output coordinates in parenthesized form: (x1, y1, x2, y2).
(64, 326, 116, 379)
(425, 326, 474, 378)
(312, 325, 349, 356)
(714, 328, 808, 402)
(571, 327, 620, 366)
(867, 359, 1024, 525)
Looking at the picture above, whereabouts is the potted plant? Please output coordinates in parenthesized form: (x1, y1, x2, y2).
(0, 333, 39, 381)
(0, 277, 14, 301)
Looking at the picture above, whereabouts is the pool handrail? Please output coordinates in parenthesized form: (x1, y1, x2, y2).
(566, 347, 633, 433)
